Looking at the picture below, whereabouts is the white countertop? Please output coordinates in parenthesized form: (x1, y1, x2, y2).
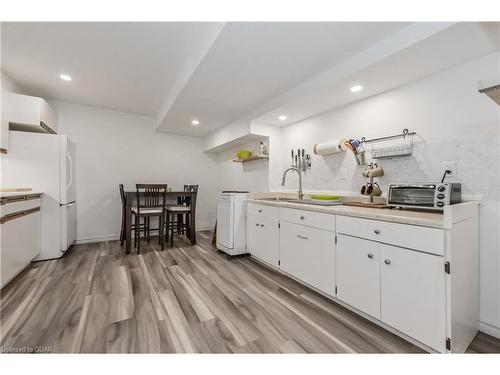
(248, 195, 445, 229)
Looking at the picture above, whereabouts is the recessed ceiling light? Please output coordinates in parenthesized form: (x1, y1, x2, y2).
(350, 85, 363, 93)
(59, 74, 72, 81)
(191, 120, 200, 126)
(278, 115, 287, 121)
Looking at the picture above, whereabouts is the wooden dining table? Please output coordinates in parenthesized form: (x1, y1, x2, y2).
(124, 190, 197, 254)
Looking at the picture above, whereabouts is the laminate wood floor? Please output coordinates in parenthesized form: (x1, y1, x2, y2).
(1, 231, 499, 353)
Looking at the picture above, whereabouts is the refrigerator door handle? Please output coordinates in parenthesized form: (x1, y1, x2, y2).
(66, 152, 73, 191)
(61, 201, 76, 207)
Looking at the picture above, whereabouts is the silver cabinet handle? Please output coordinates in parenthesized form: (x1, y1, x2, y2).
(300, 215, 305, 220)
(374, 229, 381, 234)
(367, 253, 374, 259)
(384, 259, 391, 265)
(297, 235, 308, 240)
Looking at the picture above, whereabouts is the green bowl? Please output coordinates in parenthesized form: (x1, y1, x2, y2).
(236, 150, 252, 159)
(311, 194, 342, 201)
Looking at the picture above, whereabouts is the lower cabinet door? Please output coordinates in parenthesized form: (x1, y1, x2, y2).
(1, 212, 41, 288)
(247, 213, 279, 267)
(380, 244, 446, 352)
(336, 234, 381, 319)
(279, 221, 335, 295)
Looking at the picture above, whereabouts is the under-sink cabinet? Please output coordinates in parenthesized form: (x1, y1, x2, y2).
(279, 208, 335, 295)
(246, 200, 479, 353)
(247, 204, 280, 267)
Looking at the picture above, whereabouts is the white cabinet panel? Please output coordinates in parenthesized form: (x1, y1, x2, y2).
(247, 211, 280, 267)
(1, 89, 8, 152)
(280, 207, 334, 231)
(336, 215, 444, 256)
(336, 234, 381, 319)
(0, 210, 41, 288)
(4, 93, 58, 134)
(279, 221, 335, 295)
(380, 243, 446, 352)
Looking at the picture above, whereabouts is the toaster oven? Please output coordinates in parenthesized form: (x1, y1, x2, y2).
(387, 183, 461, 210)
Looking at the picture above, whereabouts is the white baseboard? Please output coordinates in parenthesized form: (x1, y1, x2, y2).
(74, 227, 214, 246)
(480, 321, 500, 339)
(74, 235, 120, 244)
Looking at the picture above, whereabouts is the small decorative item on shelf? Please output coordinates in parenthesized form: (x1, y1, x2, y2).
(343, 138, 366, 165)
(257, 142, 267, 157)
(236, 150, 252, 159)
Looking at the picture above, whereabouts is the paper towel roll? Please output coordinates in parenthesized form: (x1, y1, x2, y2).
(313, 140, 343, 155)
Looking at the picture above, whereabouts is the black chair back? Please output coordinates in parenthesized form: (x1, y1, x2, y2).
(135, 184, 168, 214)
(119, 183, 126, 204)
(181, 184, 198, 206)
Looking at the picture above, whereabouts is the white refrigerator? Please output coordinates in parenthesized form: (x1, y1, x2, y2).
(2, 131, 77, 260)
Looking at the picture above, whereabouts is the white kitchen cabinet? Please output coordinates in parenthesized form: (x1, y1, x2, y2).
(0, 197, 41, 288)
(247, 203, 280, 267)
(1, 87, 9, 152)
(336, 234, 381, 319)
(4, 93, 58, 135)
(245, 200, 479, 353)
(380, 243, 446, 353)
(279, 221, 335, 295)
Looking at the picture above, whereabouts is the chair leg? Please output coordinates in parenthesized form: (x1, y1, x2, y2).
(177, 214, 182, 234)
(170, 212, 174, 247)
(165, 211, 170, 243)
(120, 210, 125, 246)
(137, 217, 142, 254)
(134, 216, 138, 249)
(159, 215, 164, 250)
(185, 213, 191, 237)
(146, 217, 150, 243)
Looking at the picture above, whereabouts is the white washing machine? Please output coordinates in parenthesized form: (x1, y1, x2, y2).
(216, 192, 249, 256)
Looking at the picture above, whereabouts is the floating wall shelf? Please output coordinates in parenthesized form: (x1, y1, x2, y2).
(233, 155, 269, 163)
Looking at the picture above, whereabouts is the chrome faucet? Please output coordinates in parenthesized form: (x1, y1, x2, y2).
(281, 167, 304, 200)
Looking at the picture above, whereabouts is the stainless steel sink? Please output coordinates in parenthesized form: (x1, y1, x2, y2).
(288, 199, 343, 206)
(253, 197, 295, 202)
(253, 197, 343, 206)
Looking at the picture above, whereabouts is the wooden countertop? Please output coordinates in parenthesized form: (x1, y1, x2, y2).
(0, 191, 43, 201)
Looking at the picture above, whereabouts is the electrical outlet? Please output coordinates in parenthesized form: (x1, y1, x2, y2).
(442, 161, 457, 177)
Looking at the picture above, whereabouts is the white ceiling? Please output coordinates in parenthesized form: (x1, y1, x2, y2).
(1, 21, 409, 135)
(1, 22, 222, 116)
(253, 22, 500, 127)
(156, 22, 410, 136)
(3, 22, 496, 139)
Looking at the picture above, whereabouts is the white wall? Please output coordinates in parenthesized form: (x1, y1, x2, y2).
(216, 139, 269, 193)
(52, 101, 218, 243)
(273, 53, 500, 333)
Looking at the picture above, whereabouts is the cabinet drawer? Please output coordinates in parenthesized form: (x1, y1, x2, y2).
(280, 207, 335, 232)
(247, 203, 280, 219)
(0, 197, 41, 217)
(336, 215, 444, 256)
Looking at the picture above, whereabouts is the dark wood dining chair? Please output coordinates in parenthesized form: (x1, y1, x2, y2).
(166, 185, 198, 247)
(119, 184, 146, 246)
(133, 184, 168, 253)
